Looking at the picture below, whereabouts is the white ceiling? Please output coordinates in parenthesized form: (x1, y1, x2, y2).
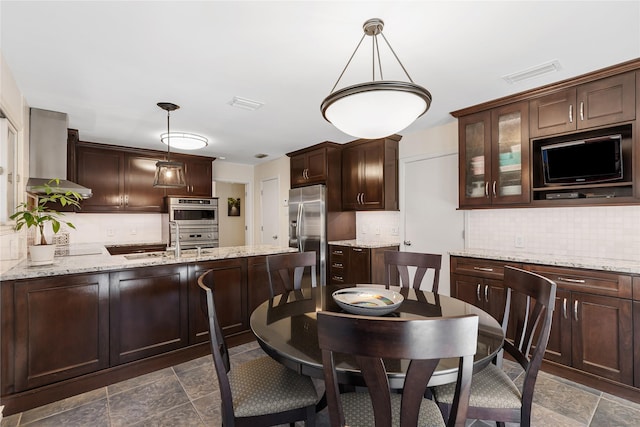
(2, 1, 639, 165)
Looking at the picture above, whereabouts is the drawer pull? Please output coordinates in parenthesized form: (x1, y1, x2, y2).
(557, 277, 585, 284)
(353, 248, 364, 252)
(473, 267, 494, 272)
(333, 263, 343, 268)
(333, 250, 343, 255)
(332, 275, 343, 281)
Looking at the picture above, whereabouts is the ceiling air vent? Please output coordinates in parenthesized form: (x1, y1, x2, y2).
(502, 60, 561, 84)
(228, 96, 264, 111)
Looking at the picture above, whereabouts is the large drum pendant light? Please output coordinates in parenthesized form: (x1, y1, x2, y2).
(321, 18, 432, 139)
(153, 102, 186, 188)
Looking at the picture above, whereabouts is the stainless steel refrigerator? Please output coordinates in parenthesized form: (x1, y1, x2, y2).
(289, 184, 327, 286)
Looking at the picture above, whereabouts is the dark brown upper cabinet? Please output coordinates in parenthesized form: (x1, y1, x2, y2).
(458, 101, 530, 208)
(341, 135, 400, 211)
(530, 71, 636, 138)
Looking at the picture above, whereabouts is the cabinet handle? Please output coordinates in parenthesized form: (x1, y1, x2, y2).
(484, 284, 489, 303)
(485, 181, 489, 198)
(124, 195, 129, 206)
(569, 104, 573, 123)
(473, 266, 494, 272)
(353, 248, 364, 252)
(579, 101, 584, 121)
(492, 181, 497, 197)
(333, 250, 343, 255)
(574, 300, 579, 321)
(476, 284, 481, 301)
(332, 275, 343, 281)
(557, 277, 585, 284)
(333, 262, 343, 268)
(562, 297, 567, 319)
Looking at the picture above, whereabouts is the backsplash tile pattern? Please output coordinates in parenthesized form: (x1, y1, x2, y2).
(467, 206, 640, 261)
(355, 211, 401, 244)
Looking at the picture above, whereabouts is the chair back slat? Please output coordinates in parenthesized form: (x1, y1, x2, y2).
(197, 270, 235, 424)
(318, 311, 478, 427)
(384, 251, 442, 292)
(267, 251, 317, 297)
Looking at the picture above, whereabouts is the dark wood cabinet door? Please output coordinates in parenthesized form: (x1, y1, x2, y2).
(529, 88, 577, 138)
(14, 273, 110, 391)
(110, 265, 189, 364)
(167, 157, 212, 197)
(484, 279, 507, 323)
(577, 72, 636, 130)
(348, 247, 371, 284)
(359, 141, 385, 209)
(571, 292, 633, 385)
(451, 274, 483, 308)
(290, 149, 327, 187)
(458, 111, 492, 208)
(305, 149, 328, 183)
(341, 145, 362, 210)
(189, 258, 248, 343)
(543, 288, 572, 366)
(76, 145, 125, 212)
(247, 256, 271, 315)
(124, 153, 166, 212)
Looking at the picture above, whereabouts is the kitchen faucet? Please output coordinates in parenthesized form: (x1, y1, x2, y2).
(167, 220, 181, 258)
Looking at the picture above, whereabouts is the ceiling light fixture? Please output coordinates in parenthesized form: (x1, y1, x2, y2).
(321, 18, 432, 140)
(153, 102, 186, 188)
(160, 132, 208, 150)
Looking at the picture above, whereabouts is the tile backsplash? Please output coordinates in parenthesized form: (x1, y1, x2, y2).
(466, 206, 640, 261)
(356, 211, 401, 243)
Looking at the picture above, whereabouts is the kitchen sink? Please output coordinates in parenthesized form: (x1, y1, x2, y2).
(123, 251, 173, 260)
(106, 244, 168, 256)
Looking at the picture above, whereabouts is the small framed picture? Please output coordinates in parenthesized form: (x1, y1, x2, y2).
(228, 197, 240, 216)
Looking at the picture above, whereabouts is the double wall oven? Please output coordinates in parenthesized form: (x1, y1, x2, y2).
(167, 197, 219, 249)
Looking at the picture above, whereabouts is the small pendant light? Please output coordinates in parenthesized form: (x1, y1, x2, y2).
(153, 102, 186, 188)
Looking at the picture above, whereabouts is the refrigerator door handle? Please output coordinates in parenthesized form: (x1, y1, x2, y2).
(297, 202, 304, 252)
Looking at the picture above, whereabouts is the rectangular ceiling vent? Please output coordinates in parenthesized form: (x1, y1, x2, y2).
(502, 60, 561, 84)
(228, 96, 264, 111)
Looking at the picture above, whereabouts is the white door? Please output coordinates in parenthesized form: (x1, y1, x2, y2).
(402, 153, 464, 295)
(260, 177, 280, 245)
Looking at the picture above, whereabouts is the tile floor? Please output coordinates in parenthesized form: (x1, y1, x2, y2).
(2, 340, 640, 426)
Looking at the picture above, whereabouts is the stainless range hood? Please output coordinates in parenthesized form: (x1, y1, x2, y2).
(27, 108, 92, 198)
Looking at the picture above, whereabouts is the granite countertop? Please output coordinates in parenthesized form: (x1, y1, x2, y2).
(449, 249, 640, 275)
(329, 239, 401, 249)
(2, 244, 297, 281)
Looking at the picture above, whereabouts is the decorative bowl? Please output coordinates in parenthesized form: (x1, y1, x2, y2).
(332, 287, 404, 316)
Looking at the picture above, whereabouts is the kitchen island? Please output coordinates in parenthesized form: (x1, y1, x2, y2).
(0, 244, 296, 416)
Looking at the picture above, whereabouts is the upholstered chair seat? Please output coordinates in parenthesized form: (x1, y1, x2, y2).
(339, 392, 446, 427)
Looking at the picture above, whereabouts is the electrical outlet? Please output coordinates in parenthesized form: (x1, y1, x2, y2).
(514, 234, 525, 248)
(107, 228, 115, 237)
(375, 226, 381, 235)
(130, 228, 137, 235)
(391, 226, 399, 236)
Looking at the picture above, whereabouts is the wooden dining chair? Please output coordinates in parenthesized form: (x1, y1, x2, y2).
(197, 270, 318, 426)
(384, 251, 442, 292)
(433, 266, 557, 427)
(317, 311, 479, 427)
(266, 251, 317, 297)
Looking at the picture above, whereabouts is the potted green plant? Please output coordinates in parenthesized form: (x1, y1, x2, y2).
(10, 178, 83, 265)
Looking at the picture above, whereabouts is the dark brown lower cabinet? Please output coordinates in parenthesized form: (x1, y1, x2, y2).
(328, 245, 398, 285)
(110, 265, 189, 365)
(188, 258, 248, 344)
(451, 256, 637, 401)
(13, 273, 110, 392)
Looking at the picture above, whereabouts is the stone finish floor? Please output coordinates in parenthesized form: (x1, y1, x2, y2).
(2, 340, 640, 426)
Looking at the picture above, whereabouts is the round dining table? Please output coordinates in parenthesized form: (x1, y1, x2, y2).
(250, 284, 505, 389)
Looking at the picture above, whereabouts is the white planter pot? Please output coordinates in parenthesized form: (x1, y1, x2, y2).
(29, 244, 56, 266)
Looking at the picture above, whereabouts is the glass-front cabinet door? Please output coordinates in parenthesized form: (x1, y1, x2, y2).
(491, 102, 530, 205)
(458, 101, 529, 208)
(459, 111, 491, 207)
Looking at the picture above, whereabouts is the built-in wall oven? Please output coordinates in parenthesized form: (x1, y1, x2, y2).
(167, 197, 219, 249)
